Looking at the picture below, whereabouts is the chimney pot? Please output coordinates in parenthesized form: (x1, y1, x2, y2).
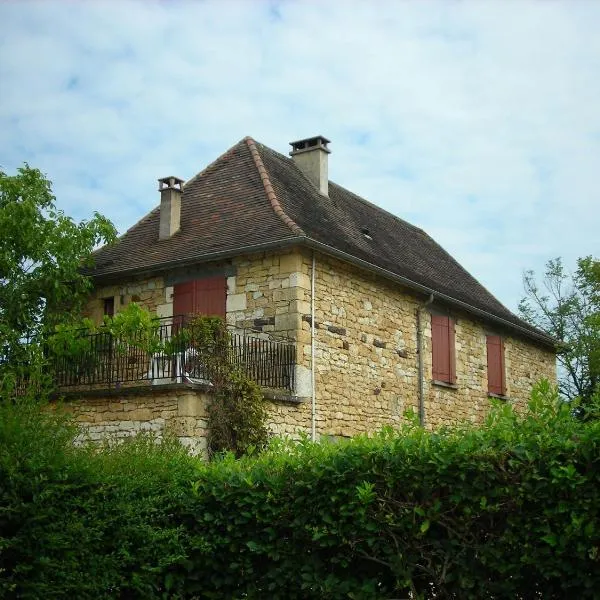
(289, 135, 331, 196)
(158, 175, 184, 240)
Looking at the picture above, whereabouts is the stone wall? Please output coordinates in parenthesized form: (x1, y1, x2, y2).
(85, 249, 314, 397)
(422, 313, 556, 428)
(58, 386, 209, 455)
(83, 275, 167, 323)
(85, 249, 309, 341)
(304, 252, 556, 435)
(82, 248, 556, 441)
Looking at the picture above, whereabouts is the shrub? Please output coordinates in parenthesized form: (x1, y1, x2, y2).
(0, 381, 599, 598)
(0, 399, 198, 599)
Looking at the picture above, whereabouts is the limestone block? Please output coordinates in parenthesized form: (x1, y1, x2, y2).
(294, 364, 312, 397)
(290, 300, 311, 315)
(273, 288, 302, 303)
(168, 416, 198, 437)
(156, 303, 173, 319)
(280, 253, 302, 274)
(226, 293, 247, 312)
(178, 394, 207, 418)
(289, 272, 311, 289)
(128, 408, 154, 421)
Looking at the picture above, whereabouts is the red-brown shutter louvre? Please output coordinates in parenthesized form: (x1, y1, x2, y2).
(486, 335, 505, 395)
(431, 315, 455, 383)
(448, 318, 456, 384)
(173, 276, 227, 320)
(173, 281, 195, 317)
(193, 276, 227, 318)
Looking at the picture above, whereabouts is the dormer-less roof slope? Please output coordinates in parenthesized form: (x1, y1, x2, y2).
(89, 137, 554, 346)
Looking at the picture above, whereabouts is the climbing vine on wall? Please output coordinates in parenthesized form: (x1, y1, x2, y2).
(181, 315, 269, 458)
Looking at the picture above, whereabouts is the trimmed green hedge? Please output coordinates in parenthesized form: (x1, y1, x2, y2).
(1, 382, 599, 599)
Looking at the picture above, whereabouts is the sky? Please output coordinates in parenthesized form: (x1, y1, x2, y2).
(1, 0, 599, 314)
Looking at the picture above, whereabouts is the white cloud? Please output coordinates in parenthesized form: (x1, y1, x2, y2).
(1, 0, 599, 312)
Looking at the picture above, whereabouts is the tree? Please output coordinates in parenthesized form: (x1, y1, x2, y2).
(0, 164, 116, 393)
(519, 256, 600, 406)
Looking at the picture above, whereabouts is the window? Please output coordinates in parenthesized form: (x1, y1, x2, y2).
(486, 335, 506, 396)
(431, 314, 456, 384)
(173, 276, 227, 319)
(103, 296, 115, 317)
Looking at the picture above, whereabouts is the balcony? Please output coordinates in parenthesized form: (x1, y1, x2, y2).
(48, 315, 296, 394)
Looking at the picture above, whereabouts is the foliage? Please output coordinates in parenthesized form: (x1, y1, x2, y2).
(40, 304, 162, 387)
(182, 316, 269, 458)
(0, 164, 116, 395)
(1, 382, 599, 598)
(0, 398, 197, 599)
(208, 370, 268, 459)
(102, 303, 162, 355)
(519, 256, 600, 406)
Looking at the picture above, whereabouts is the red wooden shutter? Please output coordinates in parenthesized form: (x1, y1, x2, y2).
(173, 276, 226, 319)
(173, 281, 195, 317)
(193, 276, 226, 318)
(431, 315, 455, 383)
(486, 335, 505, 395)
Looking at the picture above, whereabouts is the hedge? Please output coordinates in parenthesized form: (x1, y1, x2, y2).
(1, 381, 599, 599)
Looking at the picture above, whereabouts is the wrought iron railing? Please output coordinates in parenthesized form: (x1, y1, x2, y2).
(49, 316, 296, 392)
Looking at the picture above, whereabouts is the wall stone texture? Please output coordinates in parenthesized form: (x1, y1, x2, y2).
(308, 253, 556, 434)
(58, 387, 210, 455)
(78, 248, 556, 447)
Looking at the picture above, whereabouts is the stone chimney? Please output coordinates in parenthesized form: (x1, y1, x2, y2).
(158, 176, 184, 240)
(289, 135, 330, 196)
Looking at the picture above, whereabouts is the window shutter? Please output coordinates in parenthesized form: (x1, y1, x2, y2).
(174, 276, 227, 319)
(486, 335, 505, 395)
(173, 281, 195, 317)
(431, 315, 455, 383)
(193, 276, 227, 318)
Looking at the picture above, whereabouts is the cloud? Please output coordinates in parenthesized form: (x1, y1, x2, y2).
(1, 0, 599, 312)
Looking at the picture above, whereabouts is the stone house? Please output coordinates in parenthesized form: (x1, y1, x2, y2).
(62, 135, 556, 452)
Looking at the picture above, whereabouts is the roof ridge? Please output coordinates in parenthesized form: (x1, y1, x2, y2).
(183, 139, 242, 190)
(255, 141, 426, 236)
(105, 141, 244, 245)
(245, 136, 306, 237)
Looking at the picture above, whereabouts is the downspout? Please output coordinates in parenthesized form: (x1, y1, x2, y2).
(311, 251, 317, 441)
(417, 293, 435, 427)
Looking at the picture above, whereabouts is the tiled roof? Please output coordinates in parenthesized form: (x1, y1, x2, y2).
(89, 137, 553, 345)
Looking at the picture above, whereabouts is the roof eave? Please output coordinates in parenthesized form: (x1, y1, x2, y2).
(88, 235, 556, 350)
(87, 236, 306, 284)
(301, 238, 557, 350)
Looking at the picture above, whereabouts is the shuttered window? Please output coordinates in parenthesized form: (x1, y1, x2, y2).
(173, 276, 227, 319)
(486, 335, 505, 395)
(431, 315, 456, 384)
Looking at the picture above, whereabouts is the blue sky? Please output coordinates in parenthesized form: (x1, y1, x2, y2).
(1, 0, 599, 313)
